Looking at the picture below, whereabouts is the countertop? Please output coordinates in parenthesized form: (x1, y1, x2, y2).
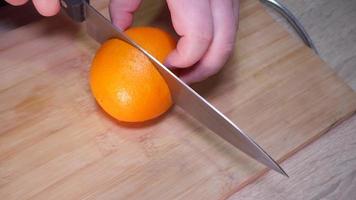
(231, 0, 356, 199)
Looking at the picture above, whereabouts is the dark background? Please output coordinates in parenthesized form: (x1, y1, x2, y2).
(0, 0, 8, 7)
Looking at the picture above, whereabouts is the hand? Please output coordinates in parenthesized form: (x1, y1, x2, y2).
(5, 0, 60, 16)
(110, 0, 239, 84)
(6, 0, 239, 84)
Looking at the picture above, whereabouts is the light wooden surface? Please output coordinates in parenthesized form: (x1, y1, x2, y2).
(264, 0, 356, 91)
(282, 0, 356, 91)
(230, 1, 356, 199)
(0, 0, 356, 199)
(229, 115, 356, 200)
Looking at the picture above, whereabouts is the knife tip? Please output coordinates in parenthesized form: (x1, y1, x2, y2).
(278, 167, 289, 178)
(273, 163, 289, 178)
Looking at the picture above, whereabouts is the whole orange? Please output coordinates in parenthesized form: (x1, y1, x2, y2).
(90, 27, 176, 122)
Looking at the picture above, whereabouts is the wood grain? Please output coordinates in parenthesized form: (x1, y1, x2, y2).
(267, 0, 356, 91)
(0, 0, 356, 199)
(229, 114, 356, 200)
(229, 1, 356, 199)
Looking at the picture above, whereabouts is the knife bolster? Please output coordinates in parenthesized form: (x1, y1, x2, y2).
(60, 0, 89, 22)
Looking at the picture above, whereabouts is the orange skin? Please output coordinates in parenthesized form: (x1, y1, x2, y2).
(90, 27, 176, 122)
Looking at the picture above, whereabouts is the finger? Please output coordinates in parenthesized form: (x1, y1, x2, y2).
(32, 0, 60, 16)
(4, 0, 28, 6)
(180, 0, 239, 84)
(232, 0, 240, 22)
(109, 0, 142, 30)
(165, 0, 214, 68)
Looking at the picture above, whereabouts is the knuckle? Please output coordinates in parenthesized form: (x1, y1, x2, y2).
(202, 64, 223, 78)
(221, 41, 236, 55)
(207, 66, 223, 76)
(194, 33, 213, 45)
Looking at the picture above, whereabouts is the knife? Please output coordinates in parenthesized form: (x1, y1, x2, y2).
(60, 0, 288, 177)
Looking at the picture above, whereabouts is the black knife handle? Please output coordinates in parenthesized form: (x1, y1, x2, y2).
(60, 0, 89, 22)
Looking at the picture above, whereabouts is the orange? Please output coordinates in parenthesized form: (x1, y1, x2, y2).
(90, 27, 176, 122)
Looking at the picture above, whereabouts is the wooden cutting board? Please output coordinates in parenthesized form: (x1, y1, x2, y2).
(1, 0, 356, 199)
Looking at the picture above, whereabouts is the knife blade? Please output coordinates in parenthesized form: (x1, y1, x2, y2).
(61, 0, 288, 177)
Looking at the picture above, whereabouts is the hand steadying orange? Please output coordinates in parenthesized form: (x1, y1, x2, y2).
(7, 0, 239, 84)
(110, 0, 239, 83)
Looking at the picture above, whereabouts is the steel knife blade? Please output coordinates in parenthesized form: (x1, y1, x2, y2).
(60, 0, 288, 177)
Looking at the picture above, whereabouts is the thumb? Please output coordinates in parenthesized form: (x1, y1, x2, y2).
(109, 0, 142, 30)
